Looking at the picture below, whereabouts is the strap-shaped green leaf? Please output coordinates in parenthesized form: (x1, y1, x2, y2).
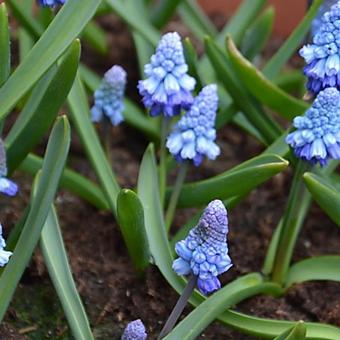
(303, 172, 340, 225)
(0, 3, 10, 87)
(204, 36, 282, 144)
(20, 153, 109, 211)
(274, 321, 306, 340)
(68, 74, 120, 214)
(263, 0, 323, 79)
(227, 37, 309, 120)
(40, 206, 94, 340)
(82, 21, 108, 55)
(117, 189, 150, 271)
(286, 256, 340, 289)
(170, 154, 288, 208)
(0, 0, 100, 120)
(241, 6, 274, 60)
(0, 116, 70, 321)
(150, 0, 183, 29)
(6, 40, 80, 173)
(164, 273, 282, 340)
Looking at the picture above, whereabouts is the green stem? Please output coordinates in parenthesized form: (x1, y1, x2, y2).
(165, 162, 188, 231)
(159, 116, 169, 207)
(271, 159, 310, 285)
(101, 117, 112, 164)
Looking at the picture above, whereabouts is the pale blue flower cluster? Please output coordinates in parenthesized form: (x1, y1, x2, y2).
(138, 32, 196, 117)
(300, 2, 340, 93)
(0, 139, 18, 197)
(37, 0, 65, 7)
(311, 0, 338, 36)
(91, 65, 127, 126)
(0, 224, 12, 267)
(173, 200, 232, 295)
(166, 85, 220, 166)
(121, 319, 147, 340)
(286, 87, 340, 165)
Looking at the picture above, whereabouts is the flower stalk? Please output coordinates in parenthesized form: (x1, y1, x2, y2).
(159, 116, 169, 206)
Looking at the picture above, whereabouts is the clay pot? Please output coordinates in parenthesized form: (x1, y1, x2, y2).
(198, 0, 308, 37)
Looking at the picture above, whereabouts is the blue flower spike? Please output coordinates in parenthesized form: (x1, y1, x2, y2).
(0, 224, 12, 267)
(0, 139, 18, 197)
(286, 87, 340, 166)
(311, 0, 338, 36)
(166, 84, 220, 166)
(300, 2, 340, 94)
(173, 199, 232, 295)
(138, 32, 196, 117)
(37, 0, 65, 7)
(121, 319, 147, 340)
(91, 65, 127, 126)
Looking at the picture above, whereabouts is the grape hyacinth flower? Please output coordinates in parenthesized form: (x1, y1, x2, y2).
(311, 0, 338, 36)
(0, 139, 18, 197)
(300, 2, 340, 94)
(121, 319, 147, 340)
(286, 87, 340, 166)
(166, 84, 220, 166)
(37, 0, 65, 7)
(91, 65, 127, 126)
(138, 32, 196, 117)
(0, 224, 12, 267)
(173, 200, 232, 295)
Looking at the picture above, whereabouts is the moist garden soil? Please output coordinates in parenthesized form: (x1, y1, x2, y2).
(1, 12, 340, 340)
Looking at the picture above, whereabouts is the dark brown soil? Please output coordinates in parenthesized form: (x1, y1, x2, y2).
(1, 10, 340, 340)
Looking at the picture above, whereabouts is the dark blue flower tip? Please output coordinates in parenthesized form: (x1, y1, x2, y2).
(37, 0, 65, 7)
(0, 224, 12, 267)
(138, 32, 196, 117)
(172, 200, 232, 295)
(121, 319, 147, 340)
(166, 84, 220, 166)
(286, 87, 340, 166)
(300, 2, 340, 94)
(91, 65, 127, 126)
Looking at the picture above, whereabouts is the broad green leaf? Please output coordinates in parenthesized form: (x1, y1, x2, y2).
(164, 273, 282, 340)
(204, 36, 282, 144)
(227, 37, 309, 120)
(274, 321, 306, 340)
(0, 0, 100, 120)
(68, 74, 120, 214)
(79, 65, 160, 142)
(82, 21, 108, 55)
(219, 0, 266, 46)
(178, 0, 217, 39)
(137, 144, 183, 292)
(241, 6, 275, 60)
(303, 172, 340, 225)
(170, 154, 288, 208)
(286, 256, 340, 289)
(0, 3, 10, 86)
(105, 0, 159, 46)
(20, 153, 109, 211)
(150, 0, 183, 29)
(263, 0, 323, 79)
(6, 41, 80, 173)
(40, 207, 94, 340)
(19, 28, 34, 61)
(274, 70, 305, 95)
(117, 189, 150, 271)
(0, 116, 70, 321)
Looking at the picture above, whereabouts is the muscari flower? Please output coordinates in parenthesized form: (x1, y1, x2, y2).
(138, 32, 196, 117)
(172, 200, 232, 295)
(311, 0, 338, 36)
(91, 65, 127, 126)
(0, 139, 18, 197)
(286, 87, 340, 166)
(37, 0, 65, 7)
(121, 319, 147, 340)
(300, 2, 340, 94)
(166, 84, 220, 166)
(0, 224, 12, 267)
